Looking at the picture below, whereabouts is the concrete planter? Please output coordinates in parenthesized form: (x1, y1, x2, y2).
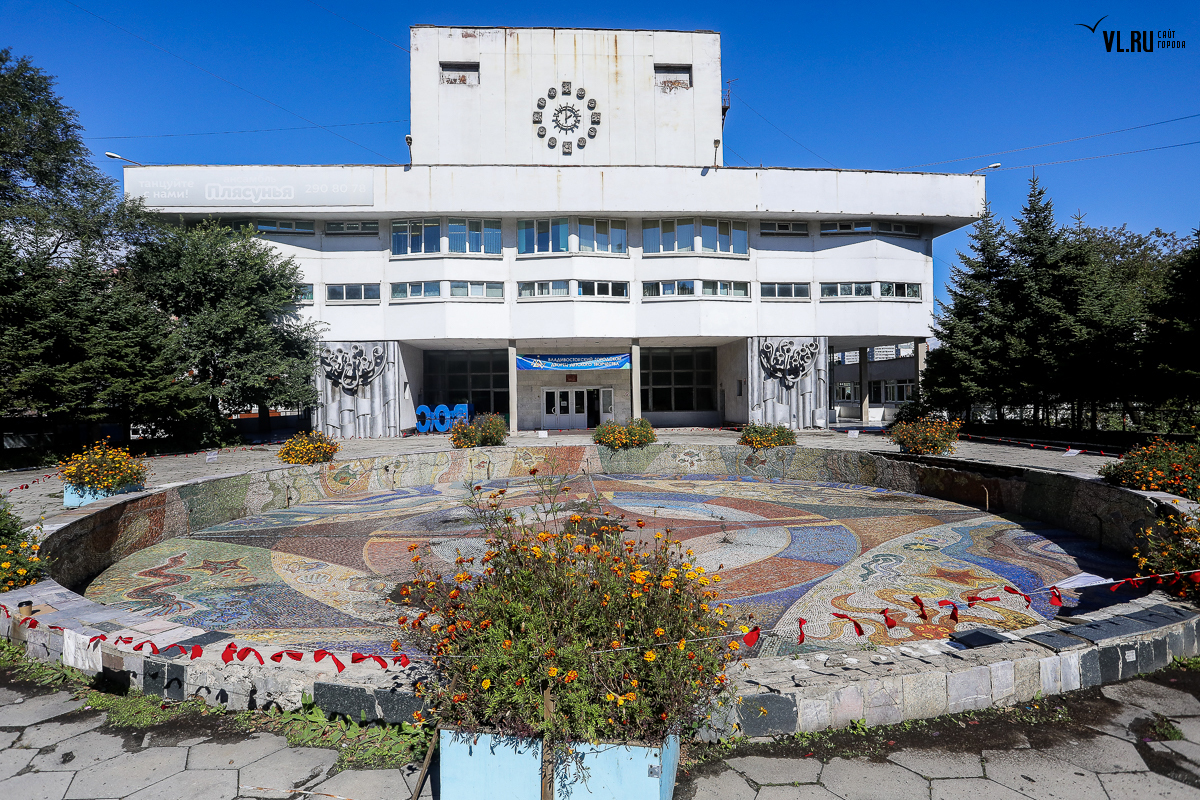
(438, 729, 679, 800)
(63, 483, 143, 508)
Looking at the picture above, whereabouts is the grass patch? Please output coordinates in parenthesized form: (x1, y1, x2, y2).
(78, 689, 209, 728)
(1151, 717, 1186, 741)
(265, 695, 432, 771)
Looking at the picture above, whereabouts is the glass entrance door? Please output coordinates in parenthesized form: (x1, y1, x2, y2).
(541, 388, 593, 429)
(599, 388, 614, 424)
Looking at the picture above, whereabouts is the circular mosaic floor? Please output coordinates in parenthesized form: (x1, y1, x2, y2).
(85, 475, 1126, 656)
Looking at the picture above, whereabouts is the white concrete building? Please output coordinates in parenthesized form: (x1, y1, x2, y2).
(125, 25, 984, 435)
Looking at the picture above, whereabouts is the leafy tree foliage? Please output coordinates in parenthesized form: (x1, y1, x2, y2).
(926, 177, 1192, 432)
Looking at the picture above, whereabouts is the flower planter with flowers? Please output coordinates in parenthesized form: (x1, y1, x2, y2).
(397, 467, 743, 799)
(58, 441, 148, 508)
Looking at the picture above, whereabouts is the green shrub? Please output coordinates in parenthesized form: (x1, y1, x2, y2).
(0, 499, 46, 593)
(738, 423, 796, 449)
(593, 418, 657, 450)
(449, 413, 509, 449)
(1101, 437, 1200, 501)
(886, 415, 962, 455)
(1134, 508, 1200, 601)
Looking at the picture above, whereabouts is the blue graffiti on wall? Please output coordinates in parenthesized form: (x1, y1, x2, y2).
(415, 404, 470, 433)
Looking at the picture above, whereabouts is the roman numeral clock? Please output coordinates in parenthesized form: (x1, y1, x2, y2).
(533, 81, 600, 154)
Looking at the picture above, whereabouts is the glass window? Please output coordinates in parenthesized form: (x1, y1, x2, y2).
(297, 284, 313, 301)
(537, 281, 551, 296)
(423, 281, 440, 297)
(761, 283, 776, 298)
(536, 219, 550, 252)
(519, 282, 536, 297)
(469, 282, 484, 297)
(701, 218, 718, 252)
(483, 219, 501, 254)
(677, 280, 695, 296)
(662, 219, 676, 252)
(661, 281, 676, 296)
(596, 219, 609, 252)
(579, 218, 596, 252)
(906, 283, 921, 298)
(642, 220, 661, 253)
(551, 218, 568, 252)
(486, 282, 504, 297)
(854, 282, 872, 297)
(448, 218, 468, 253)
(518, 220, 536, 254)
(256, 219, 315, 234)
(795, 283, 811, 298)
(345, 285, 362, 300)
(643, 282, 661, 297)
(424, 348, 509, 415)
(702, 281, 717, 296)
(612, 282, 628, 297)
(732, 282, 748, 297)
(451, 280, 469, 297)
(552, 280, 569, 296)
(611, 220, 627, 253)
(468, 219, 483, 252)
(638, 347, 717, 412)
(880, 282, 895, 297)
(326, 284, 344, 301)
(732, 221, 748, 254)
(326, 221, 378, 234)
(579, 280, 596, 296)
(718, 220, 731, 252)
(820, 283, 838, 297)
(390, 282, 407, 299)
(326, 284, 380, 301)
(676, 218, 695, 252)
(391, 220, 409, 255)
(777, 283, 793, 298)
(423, 218, 440, 253)
(363, 284, 380, 300)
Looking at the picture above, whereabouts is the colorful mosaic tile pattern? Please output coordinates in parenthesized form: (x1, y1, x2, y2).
(85, 475, 1126, 656)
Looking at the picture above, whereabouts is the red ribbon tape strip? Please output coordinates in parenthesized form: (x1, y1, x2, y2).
(315, 649, 345, 673)
(742, 626, 761, 648)
(832, 613, 864, 637)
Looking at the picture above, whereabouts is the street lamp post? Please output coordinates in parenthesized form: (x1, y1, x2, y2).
(104, 152, 144, 167)
(969, 162, 1002, 174)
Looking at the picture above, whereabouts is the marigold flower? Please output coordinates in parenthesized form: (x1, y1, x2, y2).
(654, 628, 665, 637)
(564, 670, 578, 682)
(482, 679, 491, 689)
(548, 667, 559, 677)
(644, 650, 656, 662)
(502, 640, 512, 649)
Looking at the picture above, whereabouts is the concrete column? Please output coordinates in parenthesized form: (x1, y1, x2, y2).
(508, 340, 518, 433)
(858, 346, 870, 423)
(914, 337, 928, 398)
(630, 339, 641, 420)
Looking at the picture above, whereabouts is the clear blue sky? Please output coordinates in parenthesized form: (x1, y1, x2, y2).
(4, 0, 1198, 304)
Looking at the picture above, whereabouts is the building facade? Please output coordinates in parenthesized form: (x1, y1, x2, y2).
(125, 26, 984, 434)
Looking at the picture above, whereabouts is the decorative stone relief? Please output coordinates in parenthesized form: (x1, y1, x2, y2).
(758, 339, 820, 390)
(748, 337, 828, 429)
(321, 344, 386, 395)
(534, 83, 599, 151)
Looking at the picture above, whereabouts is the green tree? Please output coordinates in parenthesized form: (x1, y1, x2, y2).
(128, 222, 323, 444)
(1150, 229, 1200, 424)
(925, 202, 1010, 419)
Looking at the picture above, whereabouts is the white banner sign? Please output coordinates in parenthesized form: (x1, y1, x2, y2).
(129, 166, 375, 207)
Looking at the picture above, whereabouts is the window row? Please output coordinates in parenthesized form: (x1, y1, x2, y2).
(392, 219, 503, 255)
(642, 280, 750, 297)
(639, 347, 717, 413)
(834, 379, 918, 404)
(642, 219, 748, 254)
(308, 280, 921, 302)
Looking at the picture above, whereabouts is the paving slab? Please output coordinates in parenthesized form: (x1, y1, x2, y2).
(397, 760, 435, 800)
(125, 768, 238, 800)
(18, 714, 107, 749)
(1177, 717, 1200, 744)
(1098, 771, 1200, 799)
(981, 749, 1106, 800)
(0, 770, 75, 800)
(930, 777, 1038, 800)
(0, 747, 34, 780)
(819, 757, 930, 800)
(0, 692, 80, 727)
(237, 746, 338, 799)
(186, 733, 287, 770)
(887, 749, 984, 779)
(725, 755, 822, 785)
(686, 768, 757, 800)
(1084, 701, 1147, 742)
(756, 786, 842, 800)
(310, 768, 412, 800)
(0, 687, 22, 705)
(1164, 740, 1200, 764)
(1101, 680, 1200, 717)
(30, 730, 128, 772)
(0, 729, 18, 749)
(1043, 733, 1146, 773)
(64, 746, 187, 798)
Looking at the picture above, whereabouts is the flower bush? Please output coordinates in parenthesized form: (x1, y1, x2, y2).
(1133, 508, 1200, 601)
(277, 431, 341, 465)
(449, 413, 510, 449)
(738, 423, 796, 450)
(886, 415, 962, 455)
(592, 418, 657, 450)
(58, 440, 147, 492)
(396, 472, 740, 763)
(0, 500, 46, 592)
(1101, 438, 1200, 502)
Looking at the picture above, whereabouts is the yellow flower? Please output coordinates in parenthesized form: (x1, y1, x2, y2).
(728, 641, 740, 651)
(1, 562, 9, 569)
(482, 679, 491, 690)
(654, 628, 665, 637)
(548, 667, 559, 677)
(644, 650, 656, 662)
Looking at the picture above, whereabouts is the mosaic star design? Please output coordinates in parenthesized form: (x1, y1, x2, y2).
(85, 476, 1126, 655)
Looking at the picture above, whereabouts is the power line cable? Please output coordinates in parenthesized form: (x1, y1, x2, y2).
(993, 139, 1200, 171)
(303, 0, 409, 52)
(59, 0, 403, 163)
(85, 119, 408, 141)
(905, 112, 1200, 169)
(725, 146, 754, 167)
(731, 91, 837, 168)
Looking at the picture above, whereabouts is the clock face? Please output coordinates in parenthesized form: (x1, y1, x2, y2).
(535, 82, 599, 154)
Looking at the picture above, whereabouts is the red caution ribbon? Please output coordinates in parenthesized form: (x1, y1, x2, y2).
(911, 596, 928, 620)
(221, 642, 238, 664)
(796, 618, 807, 645)
(352, 653, 389, 669)
(880, 609, 897, 629)
(89, 634, 107, 646)
(18, 617, 39, 629)
(1049, 587, 1063, 607)
(115, 636, 133, 645)
(937, 600, 959, 623)
(1004, 586, 1032, 608)
(315, 649, 345, 673)
(965, 592, 1000, 608)
(237, 646, 264, 665)
(742, 626, 761, 648)
(832, 613, 864, 637)
(161, 643, 188, 657)
(271, 650, 304, 663)
(133, 640, 159, 654)
(393, 654, 412, 668)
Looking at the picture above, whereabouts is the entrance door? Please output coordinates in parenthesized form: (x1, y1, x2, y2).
(586, 389, 601, 428)
(543, 389, 572, 429)
(599, 388, 614, 424)
(571, 389, 587, 429)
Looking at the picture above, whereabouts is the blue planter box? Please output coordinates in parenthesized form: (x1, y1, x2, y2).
(439, 729, 679, 800)
(63, 483, 143, 508)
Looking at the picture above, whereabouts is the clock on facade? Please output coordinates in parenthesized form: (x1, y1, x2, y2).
(534, 81, 599, 154)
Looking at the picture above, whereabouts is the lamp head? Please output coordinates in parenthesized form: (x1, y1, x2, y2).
(405, 135, 413, 147)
